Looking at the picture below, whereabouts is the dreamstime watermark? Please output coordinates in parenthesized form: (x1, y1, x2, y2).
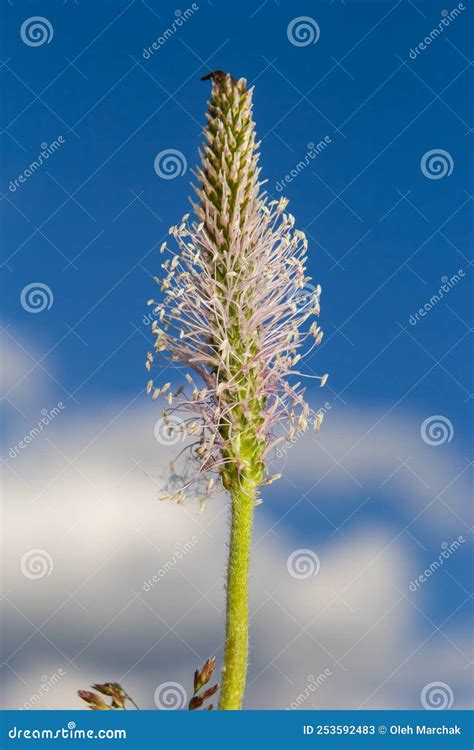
(409, 4, 466, 59)
(143, 536, 199, 591)
(409, 270, 465, 325)
(8, 138, 65, 192)
(20, 16, 53, 46)
(8, 725, 127, 741)
(285, 669, 332, 709)
(20, 549, 54, 580)
(154, 149, 187, 179)
(420, 681, 454, 710)
(409, 537, 465, 592)
(142, 5, 199, 59)
(420, 149, 454, 180)
(154, 681, 187, 709)
(287, 16, 320, 47)
(287, 280, 318, 307)
(143, 308, 159, 327)
(20, 282, 54, 313)
(21, 669, 66, 709)
(275, 403, 332, 459)
(420, 415, 454, 446)
(275, 137, 332, 192)
(287, 549, 320, 579)
(154, 415, 186, 445)
(9, 403, 65, 459)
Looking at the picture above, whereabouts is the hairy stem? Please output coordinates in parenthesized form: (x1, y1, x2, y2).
(219, 477, 256, 710)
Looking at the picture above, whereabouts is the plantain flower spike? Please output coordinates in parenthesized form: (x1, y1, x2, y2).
(147, 71, 327, 506)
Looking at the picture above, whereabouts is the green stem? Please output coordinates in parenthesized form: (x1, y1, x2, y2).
(219, 477, 256, 710)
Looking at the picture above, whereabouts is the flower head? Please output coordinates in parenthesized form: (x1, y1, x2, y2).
(147, 72, 327, 505)
(78, 683, 128, 710)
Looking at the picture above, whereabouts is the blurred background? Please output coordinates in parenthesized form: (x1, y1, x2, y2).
(1, 0, 472, 711)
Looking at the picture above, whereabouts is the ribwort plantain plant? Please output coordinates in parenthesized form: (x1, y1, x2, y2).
(146, 71, 327, 710)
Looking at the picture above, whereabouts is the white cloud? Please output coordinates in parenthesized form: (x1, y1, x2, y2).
(1, 340, 471, 710)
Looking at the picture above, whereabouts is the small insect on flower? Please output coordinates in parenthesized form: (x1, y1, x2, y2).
(146, 71, 327, 507)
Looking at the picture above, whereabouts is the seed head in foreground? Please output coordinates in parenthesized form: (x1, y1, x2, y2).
(146, 71, 328, 506)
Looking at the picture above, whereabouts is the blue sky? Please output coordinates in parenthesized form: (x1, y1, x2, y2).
(2, 0, 472, 411)
(1, 0, 472, 710)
